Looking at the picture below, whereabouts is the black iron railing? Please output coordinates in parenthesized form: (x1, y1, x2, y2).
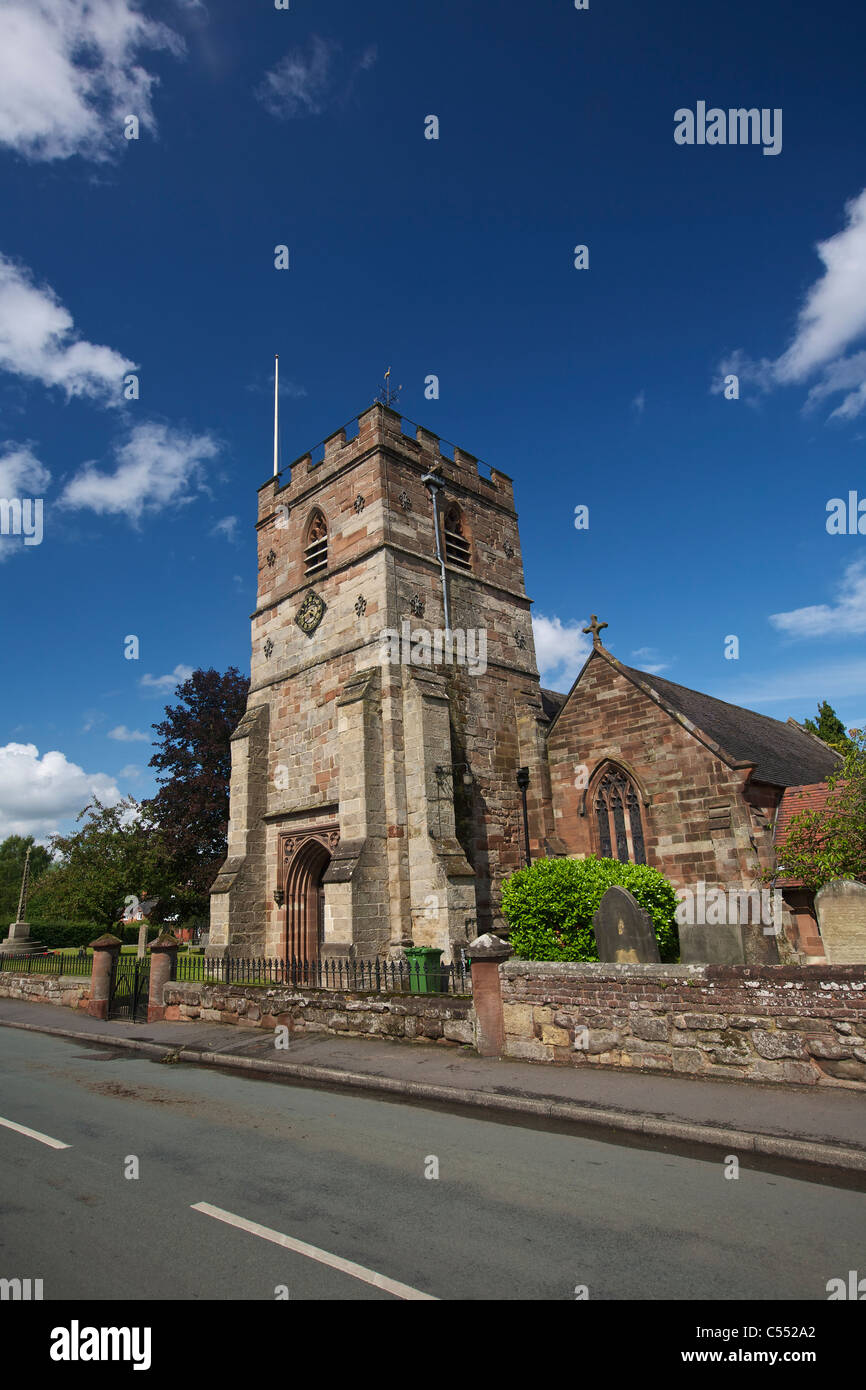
(175, 952, 472, 995)
(0, 950, 92, 977)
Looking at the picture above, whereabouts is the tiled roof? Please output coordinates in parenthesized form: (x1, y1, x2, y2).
(616, 664, 842, 787)
(773, 782, 836, 888)
(775, 782, 836, 844)
(540, 688, 567, 721)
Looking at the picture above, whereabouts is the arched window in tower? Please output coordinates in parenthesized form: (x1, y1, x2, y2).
(304, 512, 328, 577)
(443, 505, 472, 570)
(592, 765, 647, 865)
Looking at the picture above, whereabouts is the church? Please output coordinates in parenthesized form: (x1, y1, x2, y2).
(208, 402, 839, 966)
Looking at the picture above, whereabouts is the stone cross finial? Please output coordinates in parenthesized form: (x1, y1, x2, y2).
(15, 847, 31, 925)
(583, 614, 608, 649)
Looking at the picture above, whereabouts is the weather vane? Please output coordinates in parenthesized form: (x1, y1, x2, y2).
(375, 367, 403, 408)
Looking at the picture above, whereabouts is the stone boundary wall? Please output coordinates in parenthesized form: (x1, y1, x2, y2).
(163, 981, 475, 1045)
(0, 973, 90, 1010)
(501, 962, 866, 1088)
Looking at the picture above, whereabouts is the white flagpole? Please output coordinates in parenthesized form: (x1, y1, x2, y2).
(273, 354, 279, 477)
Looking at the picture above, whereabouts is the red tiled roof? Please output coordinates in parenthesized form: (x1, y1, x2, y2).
(773, 782, 836, 888)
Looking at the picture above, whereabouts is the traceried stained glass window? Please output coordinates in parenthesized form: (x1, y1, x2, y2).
(593, 767, 647, 865)
(596, 798, 612, 858)
(626, 786, 646, 863)
(612, 787, 628, 860)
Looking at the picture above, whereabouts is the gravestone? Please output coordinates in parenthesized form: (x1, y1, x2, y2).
(593, 886, 660, 964)
(815, 879, 866, 964)
(678, 921, 745, 965)
(741, 920, 780, 966)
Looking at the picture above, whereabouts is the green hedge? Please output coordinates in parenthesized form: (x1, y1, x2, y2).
(501, 856, 680, 963)
(28, 920, 163, 948)
(117, 922, 161, 946)
(28, 921, 104, 949)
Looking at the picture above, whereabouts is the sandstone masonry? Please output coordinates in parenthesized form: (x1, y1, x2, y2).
(0, 973, 90, 1010)
(501, 960, 866, 1087)
(211, 402, 559, 963)
(163, 980, 474, 1045)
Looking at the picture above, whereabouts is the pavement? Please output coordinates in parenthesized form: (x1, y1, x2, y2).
(1, 996, 864, 1175)
(6, 1026, 865, 1302)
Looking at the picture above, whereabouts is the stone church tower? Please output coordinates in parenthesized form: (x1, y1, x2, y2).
(209, 402, 557, 962)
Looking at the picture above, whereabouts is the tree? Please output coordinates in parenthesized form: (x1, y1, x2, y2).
(145, 666, 249, 919)
(774, 728, 866, 891)
(28, 798, 173, 928)
(803, 700, 855, 754)
(0, 836, 51, 923)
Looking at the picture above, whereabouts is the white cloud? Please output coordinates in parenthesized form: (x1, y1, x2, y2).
(0, 442, 51, 560)
(0, 742, 121, 839)
(532, 614, 591, 689)
(211, 515, 238, 542)
(0, 0, 184, 163)
(630, 646, 669, 675)
(247, 373, 307, 401)
(0, 442, 50, 495)
(0, 253, 135, 402)
(713, 188, 866, 419)
(804, 350, 866, 420)
(774, 190, 866, 385)
(140, 664, 194, 694)
(118, 764, 141, 779)
(59, 422, 219, 522)
(281, 380, 307, 400)
(108, 725, 149, 742)
(630, 389, 646, 415)
(257, 35, 335, 118)
(713, 660, 866, 709)
(257, 35, 377, 119)
(770, 560, 866, 639)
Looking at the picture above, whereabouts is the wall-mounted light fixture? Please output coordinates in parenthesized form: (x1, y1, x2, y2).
(516, 766, 531, 867)
(435, 762, 475, 790)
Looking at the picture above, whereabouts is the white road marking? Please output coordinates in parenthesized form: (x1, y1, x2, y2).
(0, 1115, 70, 1149)
(191, 1201, 437, 1301)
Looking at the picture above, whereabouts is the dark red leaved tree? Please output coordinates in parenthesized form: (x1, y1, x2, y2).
(145, 667, 249, 921)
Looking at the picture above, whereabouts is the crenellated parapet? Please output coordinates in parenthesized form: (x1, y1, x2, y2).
(257, 402, 515, 521)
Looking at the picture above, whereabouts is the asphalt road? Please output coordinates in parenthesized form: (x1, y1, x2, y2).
(1, 1028, 863, 1301)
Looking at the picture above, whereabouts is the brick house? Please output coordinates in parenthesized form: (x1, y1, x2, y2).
(210, 402, 840, 965)
(771, 782, 838, 960)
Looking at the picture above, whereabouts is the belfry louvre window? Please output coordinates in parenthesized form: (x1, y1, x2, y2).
(593, 766, 646, 865)
(304, 514, 328, 576)
(443, 506, 472, 569)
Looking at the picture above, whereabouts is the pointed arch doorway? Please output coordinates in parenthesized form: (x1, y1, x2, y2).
(280, 833, 336, 962)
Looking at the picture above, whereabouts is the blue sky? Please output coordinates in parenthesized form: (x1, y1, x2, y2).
(1, 0, 865, 841)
